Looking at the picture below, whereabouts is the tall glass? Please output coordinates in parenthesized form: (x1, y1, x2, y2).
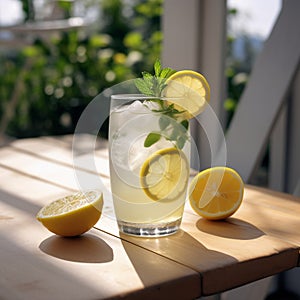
(109, 94, 190, 237)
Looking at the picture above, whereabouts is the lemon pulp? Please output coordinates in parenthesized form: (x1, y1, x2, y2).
(140, 147, 189, 201)
(164, 70, 210, 119)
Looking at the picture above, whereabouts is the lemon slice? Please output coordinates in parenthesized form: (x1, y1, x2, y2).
(36, 190, 103, 237)
(189, 167, 244, 220)
(140, 148, 189, 201)
(164, 70, 210, 119)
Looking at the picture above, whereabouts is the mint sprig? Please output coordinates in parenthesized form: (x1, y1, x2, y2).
(135, 59, 189, 149)
(135, 59, 176, 97)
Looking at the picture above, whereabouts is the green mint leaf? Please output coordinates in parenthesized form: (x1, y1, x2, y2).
(160, 83, 167, 92)
(144, 132, 161, 147)
(176, 136, 186, 149)
(135, 60, 176, 97)
(159, 115, 170, 130)
(142, 71, 153, 79)
(154, 59, 162, 77)
(160, 67, 176, 79)
(180, 119, 189, 130)
(134, 78, 153, 95)
(169, 127, 179, 140)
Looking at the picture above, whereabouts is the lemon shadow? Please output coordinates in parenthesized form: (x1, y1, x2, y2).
(1, 233, 107, 298)
(39, 233, 113, 263)
(196, 217, 265, 240)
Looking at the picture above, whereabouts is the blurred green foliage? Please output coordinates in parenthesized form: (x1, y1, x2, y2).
(0, 0, 163, 138)
(224, 7, 259, 128)
(1, 2, 258, 138)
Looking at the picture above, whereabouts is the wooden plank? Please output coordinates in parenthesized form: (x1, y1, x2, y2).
(0, 167, 201, 300)
(232, 185, 300, 247)
(222, 0, 300, 182)
(8, 134, 109, 177)
(0, 146, 109, 189)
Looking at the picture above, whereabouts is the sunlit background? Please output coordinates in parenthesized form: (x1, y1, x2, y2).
(0, 0, 286, 189)
(0, 0, 281, 140)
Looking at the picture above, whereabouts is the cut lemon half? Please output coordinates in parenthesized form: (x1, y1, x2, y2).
(36, 190, 103, 237)
(189, 167, 244, 220)
(140, 148, 189, 201)
(164, 70, 210, 119)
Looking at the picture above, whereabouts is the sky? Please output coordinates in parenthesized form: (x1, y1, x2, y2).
(228, 0, 282, 39)
(0, 0, 24, 26)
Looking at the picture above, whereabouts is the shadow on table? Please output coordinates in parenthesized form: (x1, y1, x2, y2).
(1, 233, 103, 298)
(39, 233, 113, 263)
(120, 229, 238, 285)
(196, 217, 265, 240)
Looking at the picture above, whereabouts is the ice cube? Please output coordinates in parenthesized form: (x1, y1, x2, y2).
(116, 100, 160, 114)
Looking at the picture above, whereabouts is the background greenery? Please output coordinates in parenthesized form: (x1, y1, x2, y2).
(0, 0, 162, 138)
(0, 1, 255, 139)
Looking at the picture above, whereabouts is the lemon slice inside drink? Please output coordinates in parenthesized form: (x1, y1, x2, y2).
(36, 190, 103, 237)
(164, 70, 210, 119)
(189, 167, 244, 220)
(140, 148, 189, 201)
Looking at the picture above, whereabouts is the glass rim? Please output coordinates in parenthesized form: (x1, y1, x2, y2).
(111, 94, 182, 101)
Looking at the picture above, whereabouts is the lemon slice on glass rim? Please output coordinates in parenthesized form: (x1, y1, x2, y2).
(140, 147, 189, 201)
(36, 190, 103, 237)
(163, 70, 210, 119)
(189, 167, 244, 220)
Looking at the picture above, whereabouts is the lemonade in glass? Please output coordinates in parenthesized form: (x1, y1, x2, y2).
(108, 62, 210, 237)
(109, 95, 190, 237)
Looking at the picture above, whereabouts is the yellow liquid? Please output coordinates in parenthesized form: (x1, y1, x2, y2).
(109, 155, 187, 224)
(109, 100, 190, 227)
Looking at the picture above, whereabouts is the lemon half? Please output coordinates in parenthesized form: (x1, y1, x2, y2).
(189, 167, 244, 220)
(36, 190, 103, 237)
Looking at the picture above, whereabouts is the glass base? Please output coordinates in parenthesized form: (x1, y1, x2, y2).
(118, 219, 182, 237)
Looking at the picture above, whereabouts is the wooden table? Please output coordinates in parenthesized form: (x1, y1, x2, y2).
(1, 134, 300, 299)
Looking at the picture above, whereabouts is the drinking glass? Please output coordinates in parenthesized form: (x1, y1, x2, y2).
(109, 94, 190, 237)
